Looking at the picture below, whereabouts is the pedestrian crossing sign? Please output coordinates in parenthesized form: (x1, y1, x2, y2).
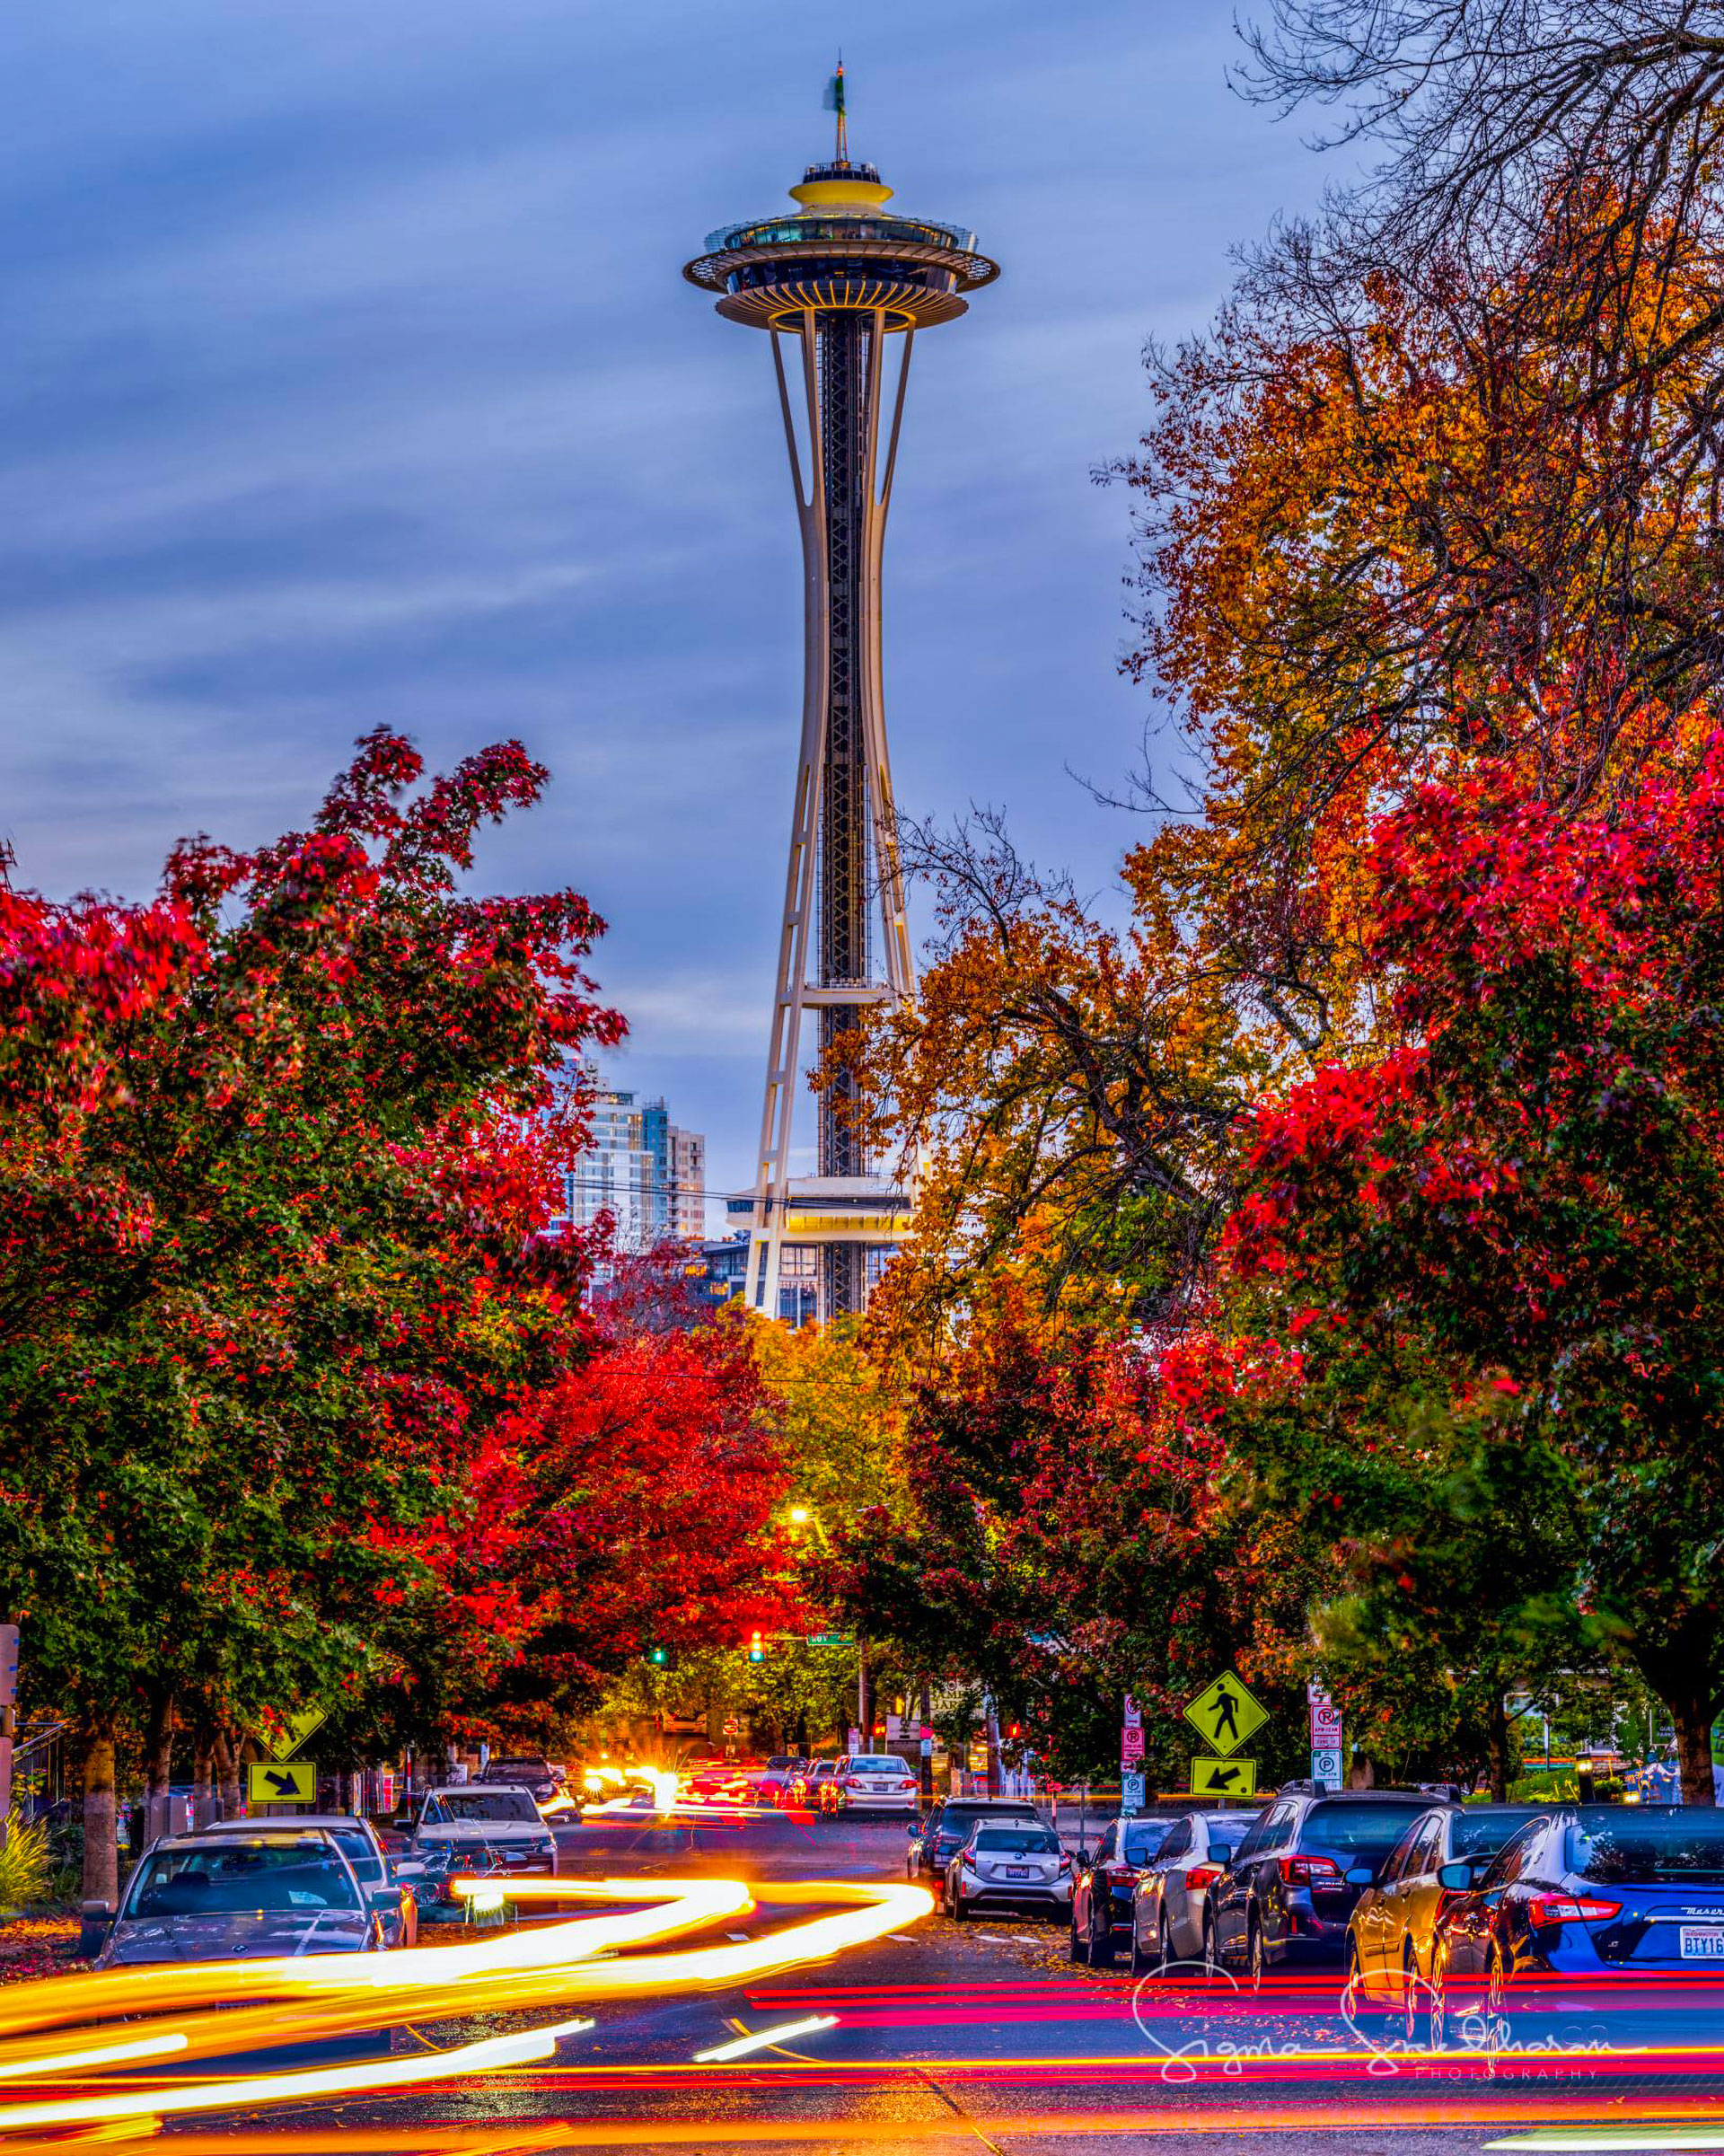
(1191, 1756, 1258, 1798)
(1183, 1671, 1268, 1758)
(248, 1760, 316, 1804)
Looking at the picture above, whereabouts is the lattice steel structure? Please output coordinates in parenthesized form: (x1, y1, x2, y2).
(684, 128, 998, 1322)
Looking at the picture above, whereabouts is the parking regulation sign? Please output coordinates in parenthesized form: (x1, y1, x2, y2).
(1121, 1771, 1146, 1814)
(1310, 1747, 1343, 1786)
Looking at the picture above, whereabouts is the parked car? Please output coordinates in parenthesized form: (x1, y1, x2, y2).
(910, 1797, 1042, 1879)
(1431, 1804, 1724, 2044)
(409, 1784, 558, 1880)
(479, 1757, 560, 1807)
(944, 1820, 1073, 1923)
(1209, 1790, 1436, 1983)
(1348, 1804, 1551, 2037)
(835, 1754, 922, 1814)
(95, 1830, 386, 1967)
(198, 1812, 420, 1948)
(1069, 1815, 1183, 1967)
(1129, 1809, 1258, 1975)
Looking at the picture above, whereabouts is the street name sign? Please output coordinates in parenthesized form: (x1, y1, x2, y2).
(1190, 1756, 1258, 1798)
(1183, 1672, 1268, 1759)
(248, 1760, 316, 1804)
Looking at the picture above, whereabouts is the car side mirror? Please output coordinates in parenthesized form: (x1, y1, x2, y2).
(79, 1897, 116, 1958)
(1344, 1865, 1375, 1886)
(1436, 1861, 1476, 1889)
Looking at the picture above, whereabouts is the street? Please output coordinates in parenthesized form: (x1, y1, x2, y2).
(160, 1809, 1724, 2155)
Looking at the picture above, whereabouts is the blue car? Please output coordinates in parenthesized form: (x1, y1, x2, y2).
(1432, 1804, 1724, 2041)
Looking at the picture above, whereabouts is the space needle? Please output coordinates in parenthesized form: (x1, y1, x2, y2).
(683, 67, 999, 1321)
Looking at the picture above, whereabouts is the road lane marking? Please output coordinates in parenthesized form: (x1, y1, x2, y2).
(691, 2014, 839, 2063)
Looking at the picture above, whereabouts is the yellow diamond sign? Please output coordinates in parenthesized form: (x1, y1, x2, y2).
(262, 1707, 327, 1762)
(1183, 1671, 1268, 1759)
(1191, 1756, 1257, 1798)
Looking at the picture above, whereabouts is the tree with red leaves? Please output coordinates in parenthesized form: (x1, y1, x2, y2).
(435, 1309, 798, 1747)
(0, 727, 623, 1897)
(1222, 738, 1724, 1800)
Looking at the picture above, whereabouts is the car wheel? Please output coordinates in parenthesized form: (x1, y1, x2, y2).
(1401, 1946, 1422, 2046)
(1345, 1939, 1368, 2020)
(1248, 1914, 1266, 1992)
(1428, 1947, 1449, 2053)
(1202, 1914, 1221, 1978)
(1069, 1902, 1090, 1964)
(1089, 1896, 1115, 1968)
(1129, 1917, 1147, 1977)
(950, 1890, 968, 1924)
(1486, 1945, 1508, 2019)
(1158, 1914, 1174, 1974)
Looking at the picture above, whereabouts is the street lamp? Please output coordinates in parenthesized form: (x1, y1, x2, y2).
(788, 1506, 811, 1526)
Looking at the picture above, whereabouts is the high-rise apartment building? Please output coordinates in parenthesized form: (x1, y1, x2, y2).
(556, 1068, 707, 1252)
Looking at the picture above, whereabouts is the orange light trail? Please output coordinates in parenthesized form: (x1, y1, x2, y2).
(0, 1875, 930, 2137)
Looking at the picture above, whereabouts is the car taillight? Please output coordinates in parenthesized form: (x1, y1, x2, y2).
(1058, 1854, 1073, 1873)
(1527, 1893, 1622, 1927)
(1105, 1862, 1136, 1884)
(1185, 1865, 1222, 1889)
(1279, 1854, 1343, 1885)
(899, 1778, 918, 1791)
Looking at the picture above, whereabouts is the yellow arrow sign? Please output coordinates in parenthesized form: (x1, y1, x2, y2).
(1191, 1755, 1257, 1798)
(247, 1759, 316, 1805)
(1183, 1671, 1268, 1758)
(262, 1708, 327, 1763)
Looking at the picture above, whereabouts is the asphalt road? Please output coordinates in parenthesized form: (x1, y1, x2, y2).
(173, 1808, 1724, 2154)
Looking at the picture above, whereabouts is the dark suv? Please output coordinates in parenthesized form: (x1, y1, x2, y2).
(1209, 1790, 1435, 1981)
(479, 1757, 559, 1806)
(909, 1798, 1042, 1881)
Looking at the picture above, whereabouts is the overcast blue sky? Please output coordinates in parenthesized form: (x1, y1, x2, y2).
(1, 1, 1346, 1222)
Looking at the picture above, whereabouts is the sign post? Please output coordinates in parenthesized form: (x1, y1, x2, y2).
(1308, 1683, 1344, 1789)
(1121, 1693, 1146, 1815)
(0, 1626, 19, 1848)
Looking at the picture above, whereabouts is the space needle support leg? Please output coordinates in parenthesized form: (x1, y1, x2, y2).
(752, 314, 828, 1321)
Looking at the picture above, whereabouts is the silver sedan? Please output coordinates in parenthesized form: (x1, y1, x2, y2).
(1130, 1808, 1257, 1974)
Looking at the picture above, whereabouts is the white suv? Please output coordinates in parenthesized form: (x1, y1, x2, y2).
(838, 1754, 922, 1814)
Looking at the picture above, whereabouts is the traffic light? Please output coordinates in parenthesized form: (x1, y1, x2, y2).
(747, 1631, 764, 1665)
(647, 1645, 670, 1667)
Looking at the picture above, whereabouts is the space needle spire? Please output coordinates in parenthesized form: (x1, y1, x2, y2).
(683, 77, 999, 1322)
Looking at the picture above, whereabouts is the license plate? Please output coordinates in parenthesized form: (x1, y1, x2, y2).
(1006, 1866, 1031, 1879)
(1681, 1928, 1724, 1959)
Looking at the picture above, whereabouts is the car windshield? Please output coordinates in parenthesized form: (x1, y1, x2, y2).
(849, 1757, 902, 1773)
(941, 1807, 1034, 1834)
(430, 1791, 539, 1823)
(1304, 1801, 1430, 1851)
(128, 1842, 360, 1917)
(1454, 1808, 1547, 1860)
(1122, 1822, 1172, 1861)
(1568, 1809, 1724, 1883)
(972, 1827, 1060, 1853)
